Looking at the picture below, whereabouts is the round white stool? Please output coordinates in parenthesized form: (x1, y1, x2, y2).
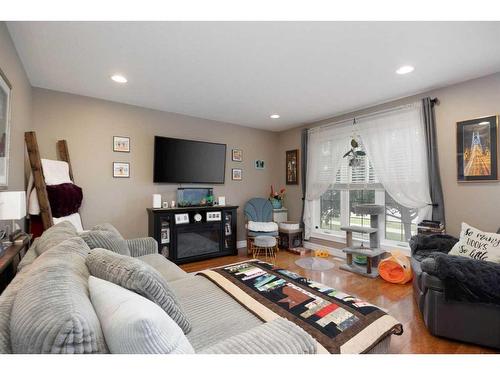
(252, 235, 278, 261)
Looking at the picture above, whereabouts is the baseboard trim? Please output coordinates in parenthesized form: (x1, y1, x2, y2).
(239, 238, 347, 257)
(303, 240, 345, 258)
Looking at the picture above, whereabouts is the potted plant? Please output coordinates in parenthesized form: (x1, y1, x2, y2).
(269, 185, 286, 209)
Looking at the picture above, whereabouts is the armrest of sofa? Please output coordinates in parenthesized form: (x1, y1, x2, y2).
(17, 238, 40, 273)
(409, 234, 458, 259)
(420, 257, 445, 292)
(126, 237, 158, 257)
(199, 318, 317, 354)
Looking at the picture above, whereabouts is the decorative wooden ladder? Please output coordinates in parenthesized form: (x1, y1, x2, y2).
(25, 131, 74, 231)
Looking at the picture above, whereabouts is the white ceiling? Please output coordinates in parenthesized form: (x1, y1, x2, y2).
(7, 21, 500, 131)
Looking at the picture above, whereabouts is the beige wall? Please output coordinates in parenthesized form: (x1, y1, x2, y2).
(32, 88, 280, 239)
(0, 22, 32, 191)
(278, 72, 500, 239)
(432, 73, 500, 236)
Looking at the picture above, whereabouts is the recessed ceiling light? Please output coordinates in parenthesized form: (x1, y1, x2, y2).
(270, 114, 280, 119)
(396, 65, 415, 75)
(111, 74, 127, 83)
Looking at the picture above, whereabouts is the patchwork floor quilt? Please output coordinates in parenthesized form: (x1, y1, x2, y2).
(198, 259, 403, 353)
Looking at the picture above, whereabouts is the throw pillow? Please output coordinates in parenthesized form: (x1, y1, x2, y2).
(88, 276, 194, 354)
(35, 220, 78, 256)
(91, 223, 123, 238)
(86, 248, 191, 333)
(80, 229, 130, 256)
(10, 237, 108, 353)
(449, 222, 500, 264)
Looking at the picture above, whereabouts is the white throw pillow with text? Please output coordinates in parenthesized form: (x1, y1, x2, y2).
(449, 222, 500, 264)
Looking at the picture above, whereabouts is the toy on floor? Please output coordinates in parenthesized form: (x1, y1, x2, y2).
(314, 249, 329, 258)
(378, 251, 413, 284)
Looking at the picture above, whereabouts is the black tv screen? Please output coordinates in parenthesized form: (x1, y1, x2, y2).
(153, 136, 226, 184)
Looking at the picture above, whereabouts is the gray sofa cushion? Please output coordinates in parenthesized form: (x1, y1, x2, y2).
(0, 265, 32, 353)
(127, 237, 158, 257)
(169, 276, 262, 350)
(91, 223, 123, 238)
(89, 276, 194, 354)
(201, 318, 317, 354)
(80, 230, 130, 256)
(17, 238, 39, 272)
(139, 253, 188, 282)
(86, 248, 191, 333)
(10, 237, 108, 353)
(35, 221, 78, 256)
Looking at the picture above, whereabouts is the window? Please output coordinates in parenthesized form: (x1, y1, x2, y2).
(385, 193, 418, 242)
(314, 142, 418, 246)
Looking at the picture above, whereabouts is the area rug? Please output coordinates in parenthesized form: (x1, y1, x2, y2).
(295, 257, 335, 271)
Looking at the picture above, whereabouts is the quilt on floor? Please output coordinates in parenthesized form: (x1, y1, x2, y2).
(198, 260, 403, 354)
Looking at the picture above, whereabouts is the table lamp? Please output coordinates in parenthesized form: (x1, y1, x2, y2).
(0, 191, 27, 242)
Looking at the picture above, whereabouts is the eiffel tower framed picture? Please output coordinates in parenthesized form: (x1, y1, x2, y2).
(457, 115, 498, 182)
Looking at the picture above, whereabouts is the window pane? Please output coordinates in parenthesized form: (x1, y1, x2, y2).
(319, 189, 341, 231)
(349, 190, 375, 241)
(385, 192, 418, 242)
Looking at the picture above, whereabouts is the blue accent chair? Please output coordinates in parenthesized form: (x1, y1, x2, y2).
(244, 198, 279, 254)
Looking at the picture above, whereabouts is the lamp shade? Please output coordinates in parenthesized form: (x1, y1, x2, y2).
(0, 191, 27, 220)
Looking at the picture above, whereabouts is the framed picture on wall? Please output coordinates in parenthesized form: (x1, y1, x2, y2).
(286, 149, 299, 184)
(113, 162, 130, 178)
(457, 115, 498, 182)
(255, 160, 265, 169)
(232, 168, 242, 181)
(232, 148, 242, 162)
(0, 68, 12, 188)
(113, 136, 130, 152)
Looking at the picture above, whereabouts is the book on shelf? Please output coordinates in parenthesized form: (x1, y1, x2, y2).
(417, 220, 445, 234)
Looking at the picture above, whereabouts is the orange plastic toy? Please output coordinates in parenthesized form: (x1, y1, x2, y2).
(314, 249, 329, 258)
(378, 251, 413, 284)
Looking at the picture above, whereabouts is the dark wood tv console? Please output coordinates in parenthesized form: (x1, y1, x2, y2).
(147, 205, 238, 264)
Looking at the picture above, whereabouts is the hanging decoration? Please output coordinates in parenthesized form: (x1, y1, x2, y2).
(342, 118, 365, 167)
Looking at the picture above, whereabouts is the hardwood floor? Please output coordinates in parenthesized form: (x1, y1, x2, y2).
(180, 249, 498, 354)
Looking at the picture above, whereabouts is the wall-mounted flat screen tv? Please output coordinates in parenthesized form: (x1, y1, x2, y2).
(153, 136, 226, 184)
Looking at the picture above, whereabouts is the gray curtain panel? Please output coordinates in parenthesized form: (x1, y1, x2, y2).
(300, 128, 308, 228)
(422, 97, 446, 225)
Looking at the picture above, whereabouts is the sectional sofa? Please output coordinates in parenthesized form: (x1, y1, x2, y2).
(0, 222, 399, 354)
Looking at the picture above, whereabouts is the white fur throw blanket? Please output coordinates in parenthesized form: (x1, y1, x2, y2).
(247, 221, 278, 232)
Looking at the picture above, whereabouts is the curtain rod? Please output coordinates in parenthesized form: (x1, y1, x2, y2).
(307, 97, 438, 134)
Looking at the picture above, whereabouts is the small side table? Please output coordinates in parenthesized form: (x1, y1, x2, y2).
(279, 226, 304, 254)
(0, 235, 32, 293)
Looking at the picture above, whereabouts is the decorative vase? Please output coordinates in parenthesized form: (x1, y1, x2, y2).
(270, 198, 282, 209)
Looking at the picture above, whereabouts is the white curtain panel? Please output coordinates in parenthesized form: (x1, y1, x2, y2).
(357, 102, 433, 221)
(303, 120, 353, 238)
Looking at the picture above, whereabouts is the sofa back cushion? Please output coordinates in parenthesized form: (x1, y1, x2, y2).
(35, 220, 77, 256)
(80, 227, 130, 256)
(91, 223, 123, 238)
(86, 248, 191, 333)
(89, 276, 194, 354)
(10, 237, 108, 353)
(449, 222, 500, 264)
